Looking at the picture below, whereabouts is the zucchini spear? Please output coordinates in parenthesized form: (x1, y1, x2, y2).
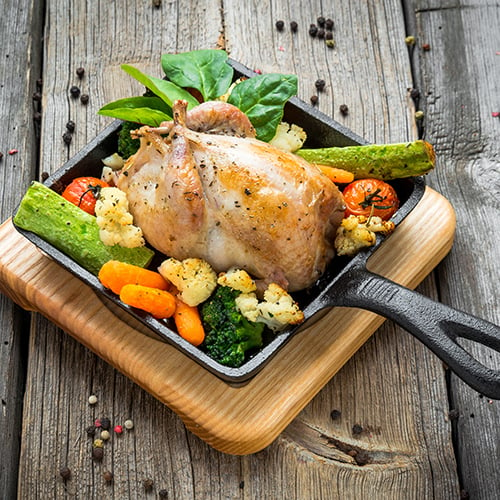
(13, 181, 154, 275)
(296, 140, 435, 180)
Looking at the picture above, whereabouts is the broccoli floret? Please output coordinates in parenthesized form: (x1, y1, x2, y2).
(201, 285, 264, 368)
(118, 121, 141, 159)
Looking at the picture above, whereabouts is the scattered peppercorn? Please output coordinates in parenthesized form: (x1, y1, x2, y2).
(159, 489, 169, 499)
(330, 409, 341, 420)
(325, 18, 334, 30)
(41, 171, 49, 181)
(405, 35, 416, 46)
(114, 425, 123, 434)
(310, 95, 319, 106)
(88, 394, 98, 405)
(124, 419, 134, 430)
(33, 111, 41, 122)
(76, 67, 85, 78)
(325, 38, 335, 48)
(239, 481, 245, 489)
(422, 43, 431, 51)
(32, 91, 41, 102)
(100, 430, 111, 441)
(448, 409, 460, 421)
(409, 88, 420, 100)
(62, 132, 72, 145)
(143, 478, 154, 492)
(94, 438, 104, 448)
(352, 424, 363, 435)
(92, 447, 104, 461)
(103, 470, 114, 483)
(70, 86, 81, 98)
(86, 424, 96, 437)
(315, 79, 326, 91)
(415, 110, 425, 120)
(339, 104, 349, 115)
(100, 417, 111, 430)
(66, 120, 75, 132)
(80, 94, 89, 105)
(325, 31, 333, 41)
(317, 29, 325, 39)
(95, 418, 102, 428)
(36, 78, 43, 89)
(59, 466, 71, 481)
(460, 490, 470, 500)
(275, 20, 285, 31)
(290, 21, 298, 32)
(8, 149, 18, 155)
(309, 24, 318, 37)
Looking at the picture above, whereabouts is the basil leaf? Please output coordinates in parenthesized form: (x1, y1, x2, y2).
(121, 64, 199, 109)
(161, 49, 233, 101)
(228, 73, 298, 142)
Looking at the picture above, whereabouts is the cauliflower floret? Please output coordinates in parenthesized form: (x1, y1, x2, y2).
(158, 257, 217, 307)
(334, 215, 395, 257)
(269, 122, 307, 153)
(95, 187, 145, 248)
(236, 283, 305, 332)
(217, 268, 257, 293)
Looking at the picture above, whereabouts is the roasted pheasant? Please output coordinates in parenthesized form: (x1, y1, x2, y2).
(116, 100, 345, 292)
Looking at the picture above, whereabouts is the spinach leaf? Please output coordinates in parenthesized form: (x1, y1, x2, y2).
(121, 64, 199, 109)
(228, 73, 298, 142)
(98, 96, 172, 126)
(161, 49, 233, 101)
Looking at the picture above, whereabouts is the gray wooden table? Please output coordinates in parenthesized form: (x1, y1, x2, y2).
(1, 0, 498, 498)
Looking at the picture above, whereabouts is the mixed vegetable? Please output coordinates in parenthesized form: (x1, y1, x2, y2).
(13, 49, 436, 369)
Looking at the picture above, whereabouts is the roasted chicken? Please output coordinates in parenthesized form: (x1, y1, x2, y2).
(116, 100, 345, 291)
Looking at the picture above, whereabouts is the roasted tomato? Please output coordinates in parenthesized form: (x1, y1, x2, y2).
(62, 176, 109, 215)
(342, 178, 399, 220)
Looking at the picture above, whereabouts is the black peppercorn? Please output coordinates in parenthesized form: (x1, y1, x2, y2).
(352, 423, 363, 435)
(70, 86, 81, 98)
(59, 466, 71, 481)
(159, 489, 169, 499)
(275, 20, 285, 31)
(325, 31, 333, 40)
(100, 417, 111, 430)
(86, 424, 96, 437)
(143, 478, 154, 491)
(330, 409, 341, 420)
(317, 29, 325, 39)
(66, 120, 75, 132)
(36, 78, 43, 89)
(41, 171, 49, 181)
(325, 18, 334, 30)
(317, 16, 326, 27)
(290, 21, 298, 32)
(32, 91, 42, 102)
(410, 88, 420, 100)
(339, 104, 349, 115)
(310, 95, 319, 106)
(80, 93, 89, 105)
(422, 43, 431, 51)
(92, 447, 104, 461)
(309, 24, 318, 37)
(76, 67, 85, 78)
(33, 111, 41, 122)
(62, 132, 72, 145)
(315, 79, 326, 91)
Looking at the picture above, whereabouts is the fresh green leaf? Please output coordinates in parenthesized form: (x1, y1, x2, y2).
(98, 96, 172, 126)
(161, 49, 233, 101)
(228, 73, 298, 142)
(121, 64, 199, 109)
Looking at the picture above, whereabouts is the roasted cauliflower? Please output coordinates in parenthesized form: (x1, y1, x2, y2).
(158, 257, 217, 307)
(334, 215, 395, 257)
(217, 268, 257, 293)
(94, 187, 145, 248)
(269, 121, 307, 152)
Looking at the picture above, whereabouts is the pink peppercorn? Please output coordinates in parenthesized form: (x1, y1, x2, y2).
(114, 425, 123, 434)
(95, 418, 102, 428)
(8, 149, 18, 155)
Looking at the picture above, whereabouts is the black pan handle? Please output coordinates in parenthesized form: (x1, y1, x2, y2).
(318, 264, 500, 399)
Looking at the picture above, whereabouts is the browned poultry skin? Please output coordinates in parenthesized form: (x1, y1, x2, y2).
(118, 100, 345, 291)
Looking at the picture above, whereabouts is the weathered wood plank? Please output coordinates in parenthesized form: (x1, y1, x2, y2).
(0, 0, 44, 498)
(409, 1, 500, 498)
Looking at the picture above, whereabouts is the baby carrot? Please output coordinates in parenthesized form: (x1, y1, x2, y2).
(316, 165, 355, 184)
(173, 297, 205, 346)
(119, 284, 176, 319)
(99, 260, 169, 295)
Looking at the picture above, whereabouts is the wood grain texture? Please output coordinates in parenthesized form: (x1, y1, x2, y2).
(0, 0, 44, 498)
(410, 1, 500, 498)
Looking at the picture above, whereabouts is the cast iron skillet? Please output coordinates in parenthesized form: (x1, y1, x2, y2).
(12, 60, 500, 397)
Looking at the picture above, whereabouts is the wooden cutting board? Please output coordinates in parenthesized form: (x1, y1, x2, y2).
(0, 186, 455, 455)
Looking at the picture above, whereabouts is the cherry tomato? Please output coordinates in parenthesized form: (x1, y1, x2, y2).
(62, 176, 109, 215)
(342, 179, 399, 220)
